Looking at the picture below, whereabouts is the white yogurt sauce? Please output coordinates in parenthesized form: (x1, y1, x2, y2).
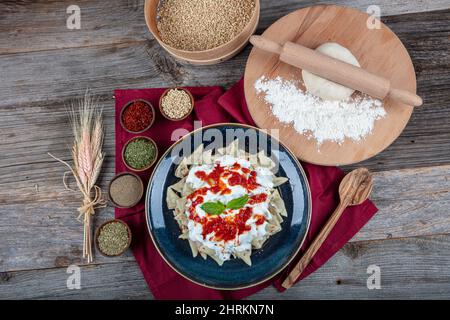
(185, 156, 276, 262)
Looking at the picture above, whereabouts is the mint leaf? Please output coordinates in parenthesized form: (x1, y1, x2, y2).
(201, 202, 226, 215)
(200, 196, 249, 215)
(226, 195, 249, 210)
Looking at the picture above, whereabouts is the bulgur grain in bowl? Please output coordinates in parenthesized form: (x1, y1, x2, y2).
(144, 0, 260, 65)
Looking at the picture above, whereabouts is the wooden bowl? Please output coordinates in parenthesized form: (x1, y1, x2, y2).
(120, 99, 155, 134)
(244, 5, 417, 166)
(95, 219, 132, 257)
(159, 87, 194, 121)
(144, 0, 260, 65)
(108, 172, 144, 208)
(122, 136, 158, 172)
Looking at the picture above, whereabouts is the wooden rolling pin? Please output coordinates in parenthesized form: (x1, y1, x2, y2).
(250, 35, 423, 107)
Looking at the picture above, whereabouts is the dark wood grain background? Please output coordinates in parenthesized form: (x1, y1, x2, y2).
(0, 0, 449, 299)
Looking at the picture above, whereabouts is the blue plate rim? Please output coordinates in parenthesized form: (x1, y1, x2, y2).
(145, 123, 312, 290)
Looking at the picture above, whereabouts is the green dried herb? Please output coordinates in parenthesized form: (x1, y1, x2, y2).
(124, 138, 156, 169)
(97, 222, 129, 256)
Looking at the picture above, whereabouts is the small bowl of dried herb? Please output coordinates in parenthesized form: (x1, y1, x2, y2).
(120, 99, 155, 134)
(159, 88, 194, 121)
(122, 136, 158, 172)
(108, 172, 144, 208)
(95, 219, 132, 257)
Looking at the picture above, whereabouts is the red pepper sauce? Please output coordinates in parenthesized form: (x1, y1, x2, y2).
(248, 193, 268, 205)
(194, 162, 260, 191)
(254, 214, 266, 225)
(228, 170, 259, 191)
(188, 162, 267, 242)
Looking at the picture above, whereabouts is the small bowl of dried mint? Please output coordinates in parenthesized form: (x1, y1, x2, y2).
(95, 219, 132, 257)
(122, 136, 158, 172)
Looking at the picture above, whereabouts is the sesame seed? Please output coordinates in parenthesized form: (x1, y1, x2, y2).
(161, 88, 193, 119)
(157, 0, 255, 51)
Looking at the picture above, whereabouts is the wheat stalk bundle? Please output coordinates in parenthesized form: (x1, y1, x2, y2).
(49, 91, 106, 263)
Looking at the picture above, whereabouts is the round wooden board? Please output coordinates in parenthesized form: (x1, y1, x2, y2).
(244, 5, 417, 166)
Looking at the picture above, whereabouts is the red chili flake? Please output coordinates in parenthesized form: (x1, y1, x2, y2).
(254, 214, 266, 225)
(195, 163, 260, 192)
(231, 163, 241, 171)
(122, 101, 154, 132)
(248, 193, 267, 205)
(201, 207, 253, 242)
(227, 170, 258, 191)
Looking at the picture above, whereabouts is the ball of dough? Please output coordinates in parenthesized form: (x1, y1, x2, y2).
(302, 42, 360, 101)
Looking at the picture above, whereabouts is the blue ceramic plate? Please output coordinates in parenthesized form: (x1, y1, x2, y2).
(145, 124, 311, 289)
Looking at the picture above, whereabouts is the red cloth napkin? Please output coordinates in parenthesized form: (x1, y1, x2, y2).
(114, 80, 377, 300)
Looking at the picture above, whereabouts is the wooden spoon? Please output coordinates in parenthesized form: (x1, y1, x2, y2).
(281, 168, 374, 289)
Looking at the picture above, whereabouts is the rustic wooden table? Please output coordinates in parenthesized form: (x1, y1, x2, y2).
(0, 0, 449, 300)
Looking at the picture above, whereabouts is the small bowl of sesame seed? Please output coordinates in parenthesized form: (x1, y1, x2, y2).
(159, 87, 194, 121)
(122, 136, 158, 172)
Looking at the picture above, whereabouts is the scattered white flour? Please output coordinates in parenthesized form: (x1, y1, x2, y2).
(254, 76, 386, 145)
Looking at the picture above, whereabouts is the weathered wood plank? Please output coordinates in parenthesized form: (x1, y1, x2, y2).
(1, 0, 449, 54)
(343, 8, 450, 171)
(0, 260, 151, 300)
(1, 156, 450, 272)
(1, 94, 449, 177)
(252, 234, 450, 299)
(0, 1, 449, 300)
(2, 233, 450, 299)
(0, 8, 449, 108)
(0, 40, 251, 107)
(0, 10, 449, 172)
(351, 166, 450, 242)
(0, 0, 151, 55)
(1, 28, 449, 270)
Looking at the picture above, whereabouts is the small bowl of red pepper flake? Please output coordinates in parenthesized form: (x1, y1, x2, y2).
(120, 99, 155, 134)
